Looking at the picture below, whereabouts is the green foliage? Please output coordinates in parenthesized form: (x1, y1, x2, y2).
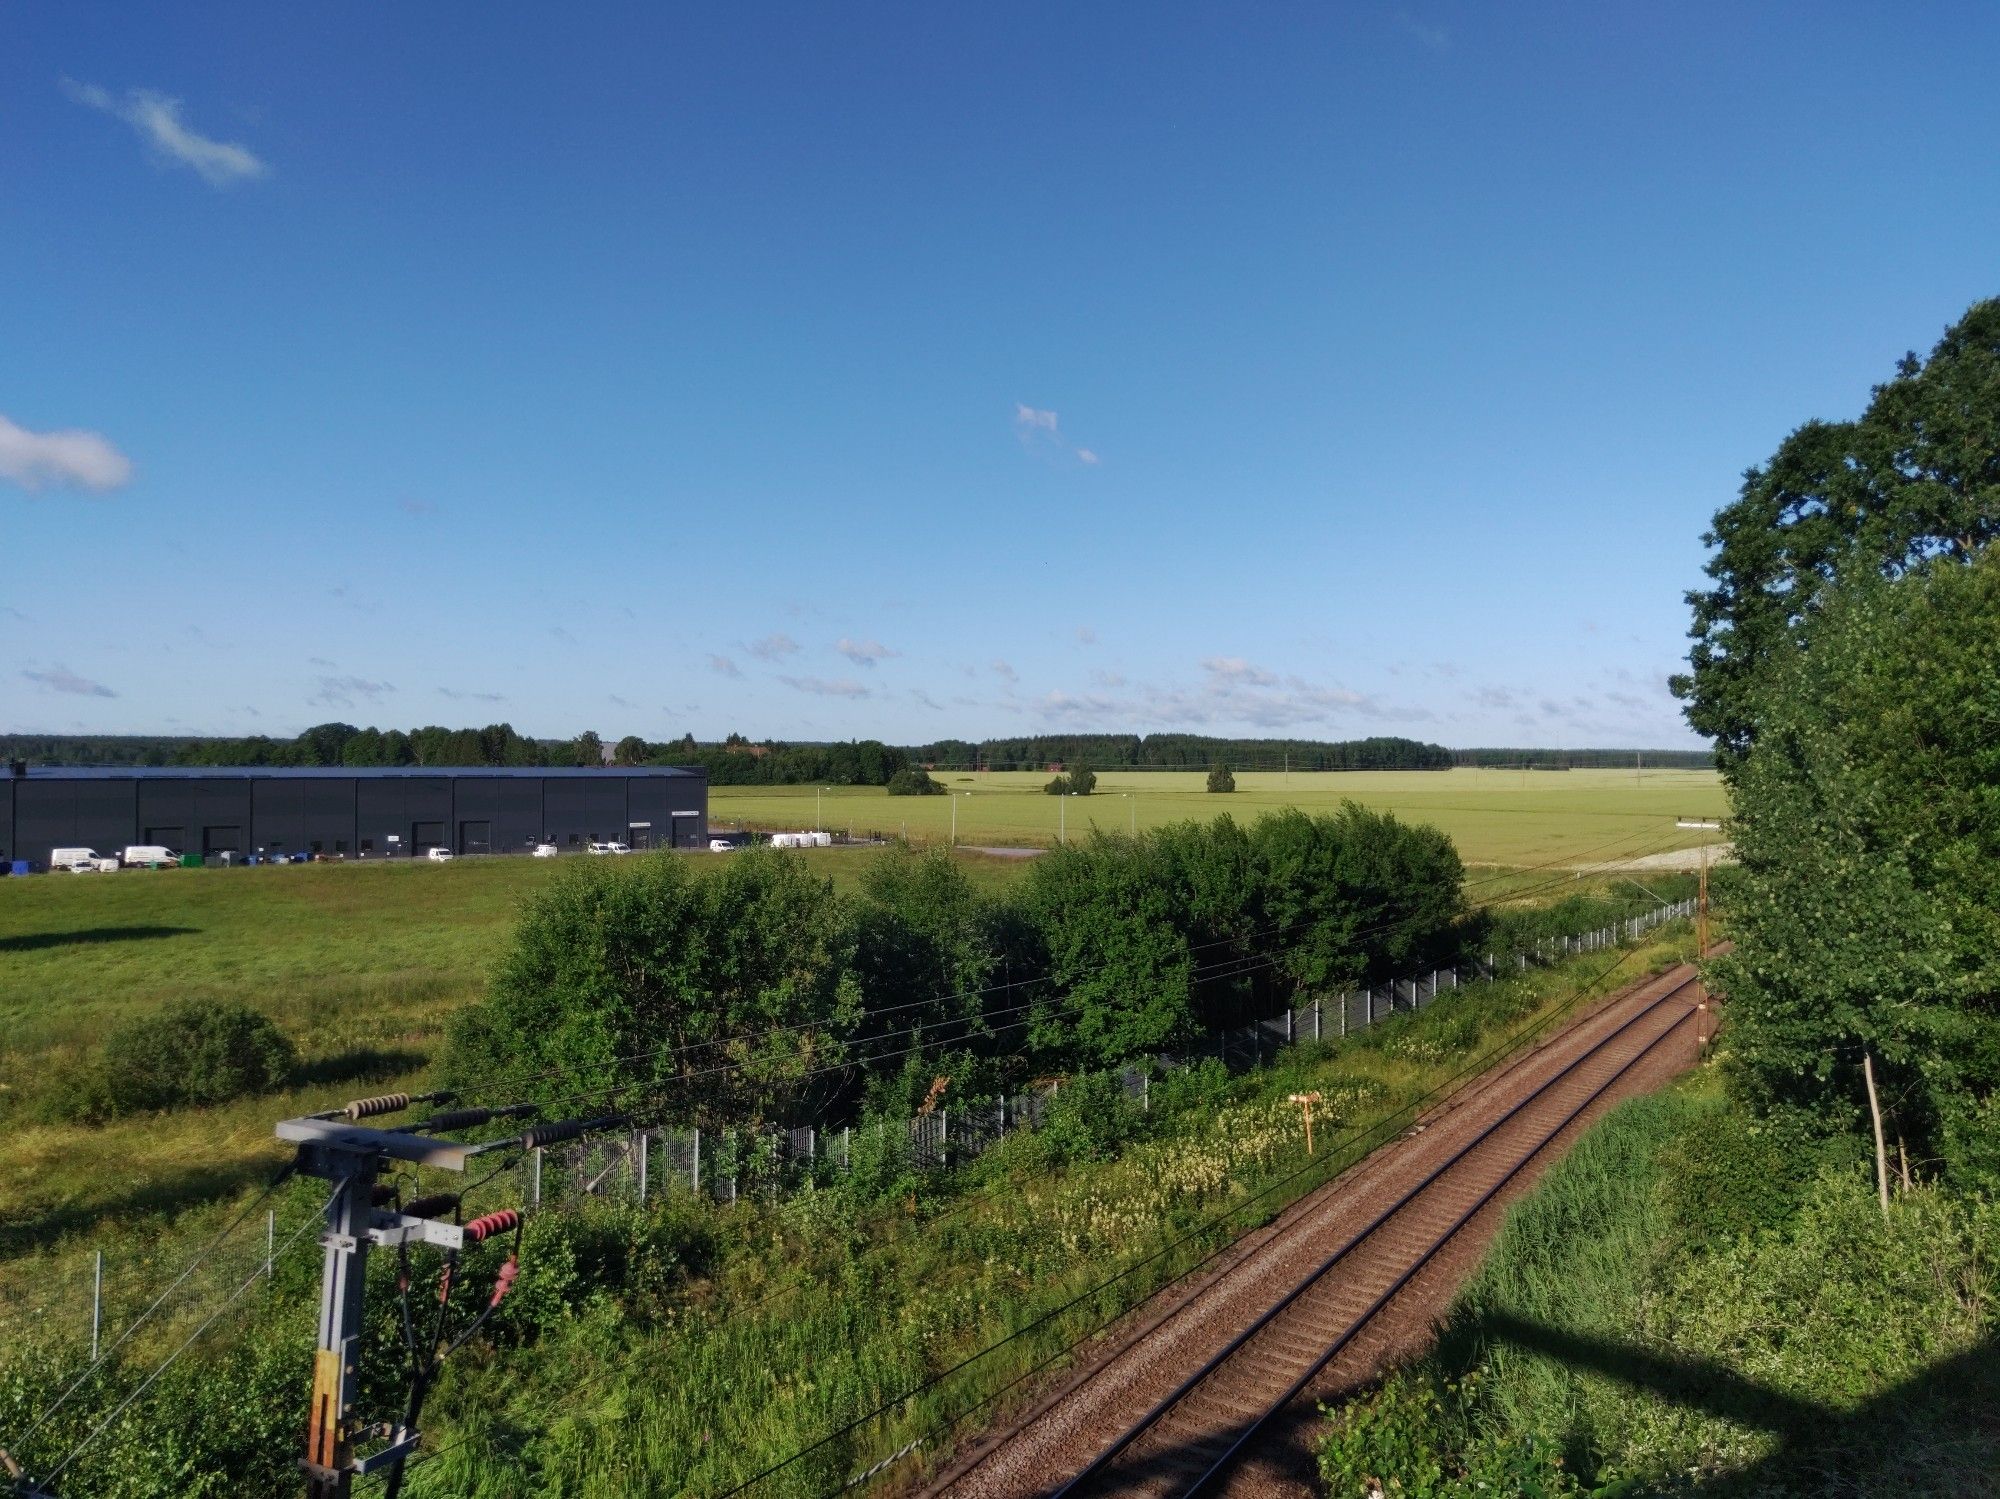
(47, 998, 298, 1121)
(1714, 554, 2000, 1187)
(1147, 1056, 1235, 1117)
(909, 733, 1454, 772)
(1318, 1370, 1581, 1497)
(1044, 764, 1097, 795)
(884, 767, 944, 796)
(445, 848, 861, 1126)
(1674, 298, 2000, 768)
(1205, 762, 1235, 792)
(1031, 1072, 1144, 1167)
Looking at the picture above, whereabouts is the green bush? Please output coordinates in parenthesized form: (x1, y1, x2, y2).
(1149, 1057, 1235, 1119)
(46, 998, 298, 1122)
(885, 767, 944, 796)
(1206, 763, 1235, 793)
(1033, 1072, 1143, 1166)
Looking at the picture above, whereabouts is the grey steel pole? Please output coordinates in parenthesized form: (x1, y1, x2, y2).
(267, 1210, 275, 1279)
(305, 1148, 379, 1499)
(636, 1130, 649, 1204)
(531, 1147, 543, 1210)
(91, 1250, 102, 1361)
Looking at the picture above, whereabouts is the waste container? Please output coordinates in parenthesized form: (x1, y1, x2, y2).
(181, 853, 202, 868)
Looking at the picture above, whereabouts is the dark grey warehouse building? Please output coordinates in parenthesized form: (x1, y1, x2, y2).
(0, 765, 708, 866)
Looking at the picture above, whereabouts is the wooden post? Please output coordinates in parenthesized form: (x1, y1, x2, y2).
(1288, 1091, 1322, 1155)
(1862, 1049, 1891, 1218)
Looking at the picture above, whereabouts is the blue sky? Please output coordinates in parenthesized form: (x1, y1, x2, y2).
(5, 3, 1996, 749)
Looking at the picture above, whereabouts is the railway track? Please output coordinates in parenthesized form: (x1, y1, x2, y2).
(930, 965, 1702, 1499)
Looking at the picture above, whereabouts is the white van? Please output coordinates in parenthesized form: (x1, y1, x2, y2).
(122, 845, 181, 868)
(52, 847, 120, 873)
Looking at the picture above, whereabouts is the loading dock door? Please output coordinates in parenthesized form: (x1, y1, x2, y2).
(203, 826, 244, 856)
(412, 820, 446, 854)
(628, 821, 652, 851)
(458, 820, 491, 855)
(146, 826, 186, 851)
(671, 810, 701, 848)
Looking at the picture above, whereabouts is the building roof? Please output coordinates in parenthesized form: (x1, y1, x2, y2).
(14, 765, 703, 781)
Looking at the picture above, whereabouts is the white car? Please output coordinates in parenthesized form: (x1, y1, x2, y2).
(586, 841, 632, 855)
(122, 845, 181, 868)
(52, 847, 120, 873)
(709, 838, 734, 853)
(426, 847, 455, 862)
(530, 842, 559, 858)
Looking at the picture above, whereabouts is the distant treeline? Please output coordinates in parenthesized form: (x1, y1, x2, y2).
(905, 734, 1454, 772)
(1450, 747, 1715, 770)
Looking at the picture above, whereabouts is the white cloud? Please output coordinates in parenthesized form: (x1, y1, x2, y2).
(22, 664, 116, 698)
(64, 79, 267, 186)
(1074, 626, 1097, 646)
(0, 413, 133, 493)
(708, 655, 743, 678)
(1200, 656, 1280, 688)
(990, 659, 1019, 684)
(438, 687, 503, 703)
(748, 632, 802, 661)
(835, 636, 898, 668)
(311, 675, 394, 708)
(779, 675, 871, 698)
(1014, 403, 1100, 467)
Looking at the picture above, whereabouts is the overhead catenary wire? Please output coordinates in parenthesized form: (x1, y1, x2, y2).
(5, 1160, 297, 1455)
(27, 1186, 334, 1491)
(378, 937, 1683, 1496)
(439, 822, 1692, 1127)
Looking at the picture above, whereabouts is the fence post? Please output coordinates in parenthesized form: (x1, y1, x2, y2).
(91, 1250, 102, 1360)
(532, 1146, 544, 1210)
(636, 1130, 649, 1204)
(692, 1126, 702, 1191)
(266, 1210, 274, 1280)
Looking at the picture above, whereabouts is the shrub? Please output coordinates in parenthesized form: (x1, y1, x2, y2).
(1149, 1057, 1235, 1119)
(1043, 765, 1097, 796)
(885, 767, 944, 796)
(49, 999, 298, 1121)
(1034, 1072, 1144, 1166)
(1206, 763, 1235, 793)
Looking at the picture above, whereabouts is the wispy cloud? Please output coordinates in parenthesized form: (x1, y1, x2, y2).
(608, 694, 633, 709)
(0, 606, 28, 623)
(311, 675, 394, 708)
(1393, 10, 1451, 50)
(909, 688, 945, 711)
(779, 675, 870, 699)
(63, 79, 268, 186)
(1034, 655, 1395, 732)
(748, 632, 802, 661)
(397, 497, 437, 516)
(23, 664, 116, 698)
(990, 659, 1019, 685)
(708, 655, 743, 678)
(0, 413, 133, 493)
(1014, 404, 1101, 467)
(308, 656, 337, 669)
(438, 686, 503, 703)
(835, 636, 898, 668)
(1074, 626, 1097, 646)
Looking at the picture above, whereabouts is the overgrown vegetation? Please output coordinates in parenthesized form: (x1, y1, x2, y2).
(41, 998, 297, 1124)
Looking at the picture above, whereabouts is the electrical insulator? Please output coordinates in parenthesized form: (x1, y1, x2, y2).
(412, 1103, 536, 1133)
(342, 1093, 411, 1120)
(402, 1193, 460, 1220)
(517, 1114, 626, 1150)
(463, 1209, 522, 1243)
(490, 1257, 520, 1307)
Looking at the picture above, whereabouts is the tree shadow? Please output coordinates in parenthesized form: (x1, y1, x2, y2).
(1469, 1309, 2000, 1496)
(0, 925, 198, 954)
(0, 1155, 287, 1257)
(292, 1046, 428, 1089)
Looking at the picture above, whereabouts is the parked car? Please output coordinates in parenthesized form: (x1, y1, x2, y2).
(709, 838, 734, 852)
(121, 844, 182, 868)
(530, 842, 559, 858)
(586, 841, 632, 855)
(425, 847, 455, 862)
(52, 847, 120, 873)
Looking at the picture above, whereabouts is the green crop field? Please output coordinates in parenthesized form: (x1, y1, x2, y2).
(714, 767, 1727, 867)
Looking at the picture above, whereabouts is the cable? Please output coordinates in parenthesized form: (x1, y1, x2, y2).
(5, 1161, 296, 1454)
(30, 1187, 333, 1490)
(713, 941, 1663, 1499)
(453, 825, 1691, 1128)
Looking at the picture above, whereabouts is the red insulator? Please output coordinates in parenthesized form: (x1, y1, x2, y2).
(489, 1256, 520, 1308)
(462, 1209, 522, 1243)
(343, 1093, 411, 1120)
(402, 1193, 460, 1220)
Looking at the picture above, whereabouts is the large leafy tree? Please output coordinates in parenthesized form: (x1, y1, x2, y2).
(1673, 299, 2000, 772)
(1713, 555, 2000, 1186)
(447, 848, 860, 1127)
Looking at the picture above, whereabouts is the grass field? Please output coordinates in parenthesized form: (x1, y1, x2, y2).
(712, 767, 1727, 866)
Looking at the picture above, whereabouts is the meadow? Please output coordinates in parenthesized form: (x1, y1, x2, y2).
(712, 766, 1728, 866)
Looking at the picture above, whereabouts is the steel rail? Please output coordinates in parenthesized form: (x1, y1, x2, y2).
(1051, 975, 1698, 1499)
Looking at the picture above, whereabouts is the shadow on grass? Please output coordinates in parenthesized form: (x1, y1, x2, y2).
(292, 1046, 428, 1089)
(0, 925, 198, 953)
(1470, 1309, 2000, 1496)
(0, 1155, 287, 1257)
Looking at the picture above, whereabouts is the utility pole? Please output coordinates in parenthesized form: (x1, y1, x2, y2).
(1288, 1091, 1322, 1155)
(275, 1094, 612, 1497)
